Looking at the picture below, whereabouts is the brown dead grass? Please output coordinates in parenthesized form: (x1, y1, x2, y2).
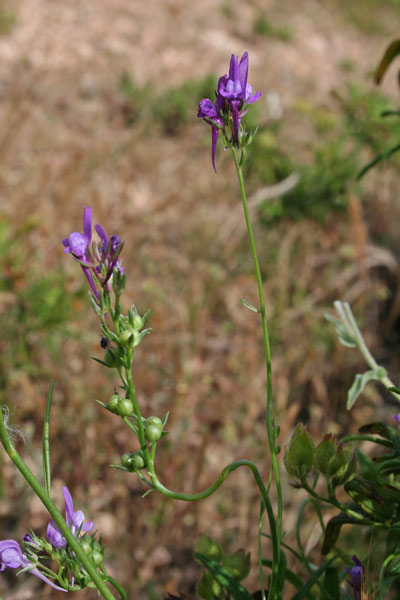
(1, 0, 400, 598)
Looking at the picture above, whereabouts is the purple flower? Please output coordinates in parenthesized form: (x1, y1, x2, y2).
(346, 555, 365, 600)
(393, 413, 400, 426)
(62, 207, 124, 299)
(0, 539, 66, 592)
(198, 52, 261, 172)
(47, 487, 93, 549)
(62, 206, 93, 261)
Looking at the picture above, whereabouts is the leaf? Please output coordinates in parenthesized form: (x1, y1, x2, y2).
(374, 39, 400, 84)
(290, 558, 337, 599)
(324, 313, 355, 347)
(322, 513, 360, 555)
(262, 559, 313, 599)
(196, 536, 223, 562)
(221, 550, 251, 581)
(240, 298, 259, 313)
(357, 143, 400, 179)
(195, 553, 253, 600)
(322, 567, 340, 600)
(347, 367, 387, 410)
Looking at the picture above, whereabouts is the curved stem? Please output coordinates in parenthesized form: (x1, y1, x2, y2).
(0, 412, 119, 600)
(230, 146, 282, 598)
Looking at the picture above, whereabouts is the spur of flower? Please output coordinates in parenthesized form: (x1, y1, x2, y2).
(198, 51, 261, 172)
(0, 538, 66, 591)
(63, 206, 124, 300)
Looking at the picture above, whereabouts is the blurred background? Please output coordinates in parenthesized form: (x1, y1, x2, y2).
(1, 0, 400, 598)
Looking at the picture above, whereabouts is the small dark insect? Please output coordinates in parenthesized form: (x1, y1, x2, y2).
(100, 336, 109, 349)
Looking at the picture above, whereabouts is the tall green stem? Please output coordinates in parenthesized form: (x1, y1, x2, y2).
(0, 412, 118, 600)
(231, 146, 282, 598)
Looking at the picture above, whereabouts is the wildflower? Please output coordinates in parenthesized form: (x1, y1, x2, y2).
(62, 207, 124, 298)
(198, 52, 261, 172)
(0, 539, 66, 591)
(47, 486, 93, 550)
(392, 413, 400, 426)
(346, 555, 365, 600)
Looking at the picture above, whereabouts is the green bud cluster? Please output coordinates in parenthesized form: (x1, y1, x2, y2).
(117, 306, 151, 350)
(121, 450, 146, 471)
(314, 434, 356, 485)
(79, 536, 104, 567)
(284, 426, 357, 488)
(144, 416, 163, 442)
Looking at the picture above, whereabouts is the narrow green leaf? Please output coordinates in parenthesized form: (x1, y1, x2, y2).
(290, 558, 337, 599)
(322, 567, 340, 600)
(43, 381, 54, 495)
(374, 39, 400, 84)
(240, 298, 259, 313)
(324, 312, 355, 347)
(262, 559, 312, 598)
(347, 367, 387, 410)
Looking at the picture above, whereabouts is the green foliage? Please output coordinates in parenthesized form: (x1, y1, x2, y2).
(195, 535, 251, 600)
(0, 2, 16, 35)
(0, 217, 81, 392)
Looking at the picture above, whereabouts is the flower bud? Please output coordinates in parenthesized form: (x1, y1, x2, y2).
(334, 448, 357, 486)
(314, 434, 337, 476)
(104, 347, 123, 368)
(132, 314, 143, 330)
(284, 423, 315, 480)
(144, 416, 163, 442)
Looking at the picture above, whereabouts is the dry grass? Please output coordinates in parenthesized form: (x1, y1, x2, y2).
(1, 1, 400, 598)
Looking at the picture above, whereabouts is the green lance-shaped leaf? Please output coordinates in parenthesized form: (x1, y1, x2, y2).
(374, 39, 400, 84)
(195, 553, 253, 600)
(344, 477, 390, 521)
(347, 367, 387, 410)
(322, 567, 340, 600)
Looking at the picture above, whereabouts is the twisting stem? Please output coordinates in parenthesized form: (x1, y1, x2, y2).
(230, 146, 282, 598)
(0, 411, 118, 600)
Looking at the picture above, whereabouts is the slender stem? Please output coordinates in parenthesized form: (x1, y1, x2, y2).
(0, 413, 118, 600)
(230, 146, 282, 598)
(258, 500, 267, 600)
(43, 381, 54, 496)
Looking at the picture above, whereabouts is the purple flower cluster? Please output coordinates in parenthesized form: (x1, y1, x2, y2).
(0, 487, 94, 592)
(63, 207, 123, 300)
(198, 52, 261, 172)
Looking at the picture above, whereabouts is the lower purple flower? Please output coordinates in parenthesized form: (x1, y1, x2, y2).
(0, 539, 66, 592)
(346, 555, 365, 600)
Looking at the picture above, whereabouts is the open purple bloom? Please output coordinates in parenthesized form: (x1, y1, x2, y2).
(346, 555, 365, 600)
(393, 413, 400, 426)
(0, 539, 66, 592)
(198, 51, 261, 172)
(47, 487, 93, 550)
(62, 206, 93, 261)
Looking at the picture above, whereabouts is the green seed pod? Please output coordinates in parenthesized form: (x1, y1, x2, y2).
(119, 329, 134, 347)
(284, 423, 315, 480)
(132, 314, 143, 330)
(121, 450, 146, 471)
(314, 434, 338, 476)
(91, 550, 103, 567)
(107, 394, 120, 414)
(144, 416, 163, 442)
(117, 398, 134, 417)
